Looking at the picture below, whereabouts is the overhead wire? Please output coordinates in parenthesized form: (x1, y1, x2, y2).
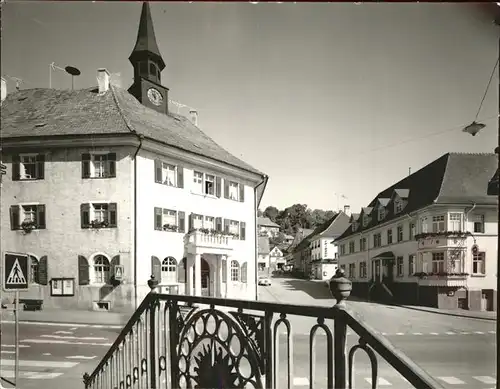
(474, 56, 499, 121)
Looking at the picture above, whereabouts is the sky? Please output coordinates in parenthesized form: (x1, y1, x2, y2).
(2, 2, 498, 213)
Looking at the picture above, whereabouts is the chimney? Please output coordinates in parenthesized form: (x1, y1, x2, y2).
(343, 205, 351, 216)
(96, 68, 110, 94)
(1, 77, 6, 102)
(189, 110, 198, 126)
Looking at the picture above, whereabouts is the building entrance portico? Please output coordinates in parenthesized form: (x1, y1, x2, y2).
(186, 253, 233, 298)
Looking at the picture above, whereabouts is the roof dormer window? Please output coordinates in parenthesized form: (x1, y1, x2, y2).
(352, 222, 358, 232)
(378, 207, 386, 221)
(362, 215, 369, 227)
(394, 199, 403, 214)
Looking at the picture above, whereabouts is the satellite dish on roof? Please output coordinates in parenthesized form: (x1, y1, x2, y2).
(65, 66, 81, 90)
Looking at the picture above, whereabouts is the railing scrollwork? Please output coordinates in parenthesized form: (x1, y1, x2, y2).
(83, 269, 444, 389)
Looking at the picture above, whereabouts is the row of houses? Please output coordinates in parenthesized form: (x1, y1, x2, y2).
(287, 152, 498, 312)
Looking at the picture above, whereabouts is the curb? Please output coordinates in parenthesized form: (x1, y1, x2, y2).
(1, 319, 123, 329)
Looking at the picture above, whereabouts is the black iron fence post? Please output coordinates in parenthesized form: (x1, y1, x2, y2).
(148, 275, 159, 389)
(329, 269, 352, 389)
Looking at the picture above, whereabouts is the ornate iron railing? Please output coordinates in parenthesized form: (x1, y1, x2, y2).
(83, 274, 444, 389)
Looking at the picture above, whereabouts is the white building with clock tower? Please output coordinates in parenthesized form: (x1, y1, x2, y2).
(0, 2, 267, 313)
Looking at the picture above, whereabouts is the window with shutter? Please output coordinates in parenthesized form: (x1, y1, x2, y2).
(36, 154, 45, 179)
(154, 159, 162, 183)
(108, 203, 117, 227)
(17, 154, 45, 180)
(38, 256, 49, 285)
(78, 255, 90, 285)
(216, 217, 222, 232)
(240, 222, 246, 240)
(108, 153, 116, 178)
(110, 255, 120, 278)
(177, 166, 184, 188)
(223, 219, 230, 234)
(83, 153, 117, 179)
(239, 184, 245, 202)
(177, 258, 187, 283)
(10, 205, 20, 230)
(216, 177, 222, 198)
(223, 179, 230, 199)
(81, 204, 90, 228)
(12, 155, 21, 181)
(154, 207, 162, 230)
(82, 154, 91, 178)
(178, 211, 186, 233)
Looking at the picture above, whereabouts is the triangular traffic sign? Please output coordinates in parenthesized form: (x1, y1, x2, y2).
(115, 266, 122, 278)
(7, 258, 27, 284)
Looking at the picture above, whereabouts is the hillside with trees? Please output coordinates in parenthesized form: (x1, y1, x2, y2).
(259, 204, 337, 238)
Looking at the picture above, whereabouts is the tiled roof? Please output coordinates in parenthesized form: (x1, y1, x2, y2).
(294, 213, 345, 252)
(257, 217, 280, 228)
(258, 236, 270, 255)
(0, 86, 264, 176)
(335, 152, 498, 242)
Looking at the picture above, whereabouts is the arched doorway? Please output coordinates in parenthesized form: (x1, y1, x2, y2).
(194, 257, 210, 296)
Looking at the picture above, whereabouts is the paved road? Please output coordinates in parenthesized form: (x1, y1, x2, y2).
(0, 321, 120, 388)
(260, 277, 497, 388)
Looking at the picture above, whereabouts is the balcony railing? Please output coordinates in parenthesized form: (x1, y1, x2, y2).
(83, 273, 444, 389)
(184, 229, 235, 254)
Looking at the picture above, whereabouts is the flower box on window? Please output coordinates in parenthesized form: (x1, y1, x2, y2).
(21, 220, 38, 234)
(163, 224, 178, 232)
(90, 219, 109, 229)
(412, 272, 469, 279)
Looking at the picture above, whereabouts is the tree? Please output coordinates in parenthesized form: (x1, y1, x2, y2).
(263, 206, 279, 222)
(257, 209, 264, 217)
(269, 231, 286, 246)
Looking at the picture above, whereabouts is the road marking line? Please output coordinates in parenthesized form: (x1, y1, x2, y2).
(66, 355, 98, 360)
(43, 353, 51, 356)
(365, 377, 392, 386)
(460, 332, 470, 335)
(445, 332, 455, 335)
(381, 333, 388, 336)
(488, 331, 495, 334)
(1, 351, 14, 354)
(1, 320, 122, 329)
(437, 376, 465, 385)
(1, 344, 30, 348)
(395, 333, 404, 336)
(0, 359, 78, 368)
(474, 331, 484, 334)
(292, 377, 309, 386)
(412, 333, 423, 335)
(21, 339, 113, 347)
(70, 327, 77, 330)
(41, 334, 109, 341)
(0, 369, 63, 379)
(429, 332, 439, 335)
(54, 331, 74, 335)
(473, 376, 496, 384)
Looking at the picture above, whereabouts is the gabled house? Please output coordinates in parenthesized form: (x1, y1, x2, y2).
(257, 236, 271, 274)
(269, 245, 286, 270)
(257, 217, 280, 237)
(288, 228, 314, 272)
(0, 3, 267, 311)
(335, 152, 498, 312)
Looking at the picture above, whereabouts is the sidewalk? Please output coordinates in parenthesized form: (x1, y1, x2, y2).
(1, 307, 131, 327)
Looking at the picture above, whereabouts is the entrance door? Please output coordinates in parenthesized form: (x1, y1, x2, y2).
(194, 257, 210, 297)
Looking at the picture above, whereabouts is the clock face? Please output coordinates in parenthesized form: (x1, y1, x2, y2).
(147, 88, 163, 106)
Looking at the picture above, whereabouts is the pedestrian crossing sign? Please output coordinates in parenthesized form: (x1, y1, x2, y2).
(2, 252, 30, 291)
(114, 264, 124, 281)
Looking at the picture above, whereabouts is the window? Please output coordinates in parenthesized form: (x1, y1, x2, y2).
(154, 208, 185, 232)
(205, 216, 215, 230)
(408, 254, 415, 276)
(394, 200, 403, 214)
(409, 223, 415, 240)
(432, 215, 445, 233)
(193, 214, 204, 229)
(9, 204, 46, 230)
(349, 241, 355, 253)
(373, 233, 381, 248)
(359, 261, 367, 278)
(378, 208, 385, 221)
(82, 153, 116, 179)
(387, 229, 393, 245)
(229, 220, 239, 235)
(154, 160, 184, 188)
(229, 182, 239, 200)
(30, 256, 40, 284)
(420, 218, 428, 233)
(161, 257, 177, 284)
(363, 215, 369, 227)
(340, 264, 346, 272)
(472, 252, 486, 275)
(324, 244, 327, 257)
(348, 263, 356, 278)
(13, 154, 45, 180)
(81, 203, 117, 228)
(360, 237, 366, 251)
(397, 226, 403, 242)
(473, 215, 485, 233)
(449, 213, 462, 232)
(396, 256, 404, 276)
(352, 222, 358, 232)
(339, 244, 346, 256)
(93, 255, 111, 284)
(230, 260, 239, 281)
(431, 252, 445, 273)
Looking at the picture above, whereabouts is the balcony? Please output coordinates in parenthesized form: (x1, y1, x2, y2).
(414, 272, 468, 287)
(83, 274, 444, 389)
(184, 228, 236, 255)
(415, 231, 472, 252)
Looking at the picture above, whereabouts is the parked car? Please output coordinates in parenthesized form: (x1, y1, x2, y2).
(258, 277, 271, 286)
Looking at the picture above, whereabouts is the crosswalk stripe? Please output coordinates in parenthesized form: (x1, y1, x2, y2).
(0, 359, 78, 368)
(437, 376, 466, 385)
(365, 377, 392, 386)
(473, 376, 496, 384)
(0, 369, 63, 379)
(293, 377, 309, 386)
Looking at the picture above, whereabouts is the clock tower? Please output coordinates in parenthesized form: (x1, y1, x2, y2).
(128, 2, 169, 114)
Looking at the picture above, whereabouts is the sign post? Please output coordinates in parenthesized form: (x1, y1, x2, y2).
(2, 252, 30, 387)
